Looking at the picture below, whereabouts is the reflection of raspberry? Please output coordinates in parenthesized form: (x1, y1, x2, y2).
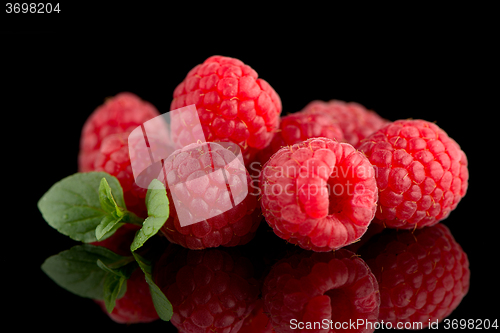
(79, 92, 160, 172)
(159, 142, 261, 250)
(260, 137, 378, 251)
(153, 246, 260, 333)
(262, 249, 380, 333)
(256, 111, 344, 167)
(301, 100, 389, 147)
(357, 119, 469, 229)
(358, 224, 470, 328)
(91, 224, 159, 324)
(171, 55, 282, 165)
(239, 300, 274, 333)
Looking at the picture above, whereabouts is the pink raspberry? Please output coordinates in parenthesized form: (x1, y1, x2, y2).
(159, 141, 261, 250)
(171, 55, 282, 165)
(262, 249, 380, 333)
(301, 100, 389, 147)
(256, 111, 344, 167)
(358, 224, 470, 328)
(259, 137, 378, 251)
(153, 246, 261, 333)
(357, 119, 469, 229)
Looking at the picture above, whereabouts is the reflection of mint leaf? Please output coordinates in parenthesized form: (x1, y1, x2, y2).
(132, 251, 172, 321)
(130, 179, 169, 252)
(41, 244, 132, 299)
(97, 256, 136, 313)
(103, 273, 127, 313)
(38, 172, 126, 243)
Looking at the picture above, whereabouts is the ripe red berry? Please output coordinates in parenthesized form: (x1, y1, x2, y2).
(79, 92, 160, 172)
(301, 100, 389, 148)
(262, 249, 380, 333)
(357, 119, 469, 229)
(259, 137, 378, 251)
(170, 55, 282, 165)
(78, 93, 164, 218)
(358, 224, 470, 328)
(159, 141, 261, 250)
(153, 246, 261, 333)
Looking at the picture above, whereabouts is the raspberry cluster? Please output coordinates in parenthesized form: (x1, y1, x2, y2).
(74, 55, 470, 328)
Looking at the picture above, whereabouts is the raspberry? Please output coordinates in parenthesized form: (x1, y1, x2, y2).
(79, 92, 160, 172)
(171, 55, 282, 165)
(262, 249, 380, 333)
(153, 246, 261, 333)
(358, 224, 470, 328)
(357, 119, 469, 229)
(159, 141, 261, 250)
(256, 111, 344, 167)
(301, 100, 389, 147)
(91, 224, 159, 324)
(259, 137, 378, 251)
(78, 93, 164, 218)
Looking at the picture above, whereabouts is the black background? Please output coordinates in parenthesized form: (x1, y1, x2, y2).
(2, 4, 496, 332)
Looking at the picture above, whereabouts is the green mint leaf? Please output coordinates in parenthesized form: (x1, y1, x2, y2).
(41, 244, 130, 299)
(95, 215, 124, 241)
(132, 251, 173, 321)
(130, 179, 169, 252)
(38, 172, 126, 243)
(103, 273, 127, 313)
(99, 177, 124, 218)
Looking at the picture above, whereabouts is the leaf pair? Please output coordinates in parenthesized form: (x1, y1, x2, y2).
(38, 172, 173, 320)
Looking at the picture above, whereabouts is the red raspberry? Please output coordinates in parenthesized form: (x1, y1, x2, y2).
(259, 137, 378, 251)
(262, 249, 380, 333)
(91, 224, 159, 324)
(358, 224, 470, 328)
(159, 141, 261, 250)
(301, 100, 389, 148)
(357, 119, 469, 229)
(153, 246, 261, 333)
(78, 93, 165, 218)
(256, 111, 344, 167)
(171, 55, 282, 165)
(79, 92, 160, 172)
